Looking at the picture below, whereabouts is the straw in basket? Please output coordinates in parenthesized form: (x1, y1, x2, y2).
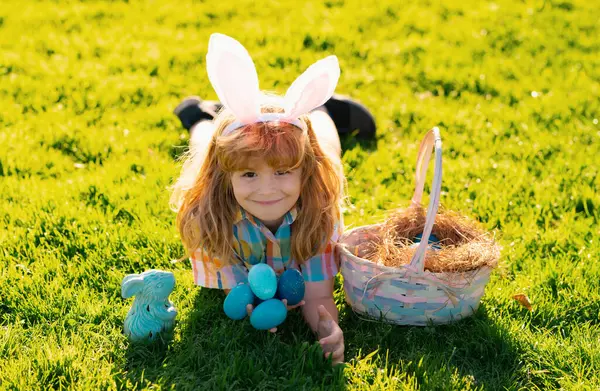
(338, 128, 496, 326)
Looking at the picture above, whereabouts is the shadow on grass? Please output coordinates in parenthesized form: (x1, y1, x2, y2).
(119, 279, 518, 390)
(122, 288, 346, 390)
(341, 301, 522, 390)
(340, 132, 378, 153)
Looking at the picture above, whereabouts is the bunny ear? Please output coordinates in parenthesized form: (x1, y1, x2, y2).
(283, 56, 340, 119)
(206, 33, 261, 124)
(121, 274, 144, 299)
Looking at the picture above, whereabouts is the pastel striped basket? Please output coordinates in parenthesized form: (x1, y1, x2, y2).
(338, 128, 493, 326)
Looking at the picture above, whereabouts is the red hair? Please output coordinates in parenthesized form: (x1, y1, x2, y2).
(171, 105, 344, 264)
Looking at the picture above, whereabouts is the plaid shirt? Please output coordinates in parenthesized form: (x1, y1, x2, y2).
(190, 207, 342, 289)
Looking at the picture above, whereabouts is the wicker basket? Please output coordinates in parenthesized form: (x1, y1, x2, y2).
(338, 128, 494, 326)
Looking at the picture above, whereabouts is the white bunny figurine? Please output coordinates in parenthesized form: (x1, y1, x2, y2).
(121, 269, 177, 341)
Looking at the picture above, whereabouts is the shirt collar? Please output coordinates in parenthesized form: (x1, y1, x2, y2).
(234, 206, 298, 228)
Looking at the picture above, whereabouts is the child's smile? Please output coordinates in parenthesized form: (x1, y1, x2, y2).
(252, 199, 284, 206)
(230, 157, 302, 231)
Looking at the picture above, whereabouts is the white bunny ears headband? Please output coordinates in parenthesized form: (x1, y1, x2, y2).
(206, 33, 340, 135)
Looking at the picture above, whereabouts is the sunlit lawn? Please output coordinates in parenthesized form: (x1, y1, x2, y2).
(1, 0, 599, 389)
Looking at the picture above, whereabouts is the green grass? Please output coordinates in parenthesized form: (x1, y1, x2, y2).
(1, 0, 599, 389)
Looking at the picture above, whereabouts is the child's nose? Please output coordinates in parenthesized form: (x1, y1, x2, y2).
(258, 175, 278, 194)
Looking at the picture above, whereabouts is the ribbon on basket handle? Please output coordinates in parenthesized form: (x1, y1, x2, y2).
(409, 127, 443, 273)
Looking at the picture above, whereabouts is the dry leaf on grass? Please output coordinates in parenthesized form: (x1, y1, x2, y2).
(513, 294, 533, 311)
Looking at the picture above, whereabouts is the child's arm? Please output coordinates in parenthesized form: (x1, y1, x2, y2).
(302, 279, 345, 364)
(301, 279, 338, 330)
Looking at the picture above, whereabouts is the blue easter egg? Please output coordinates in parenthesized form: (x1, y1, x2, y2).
(250, 299, 287, 330)
(414, 233, 439, 244)
(412, 233, 442, 250)
(248, 264, 277, 300)
(277, 269, 305, 306)
(223, 284, 254, 320)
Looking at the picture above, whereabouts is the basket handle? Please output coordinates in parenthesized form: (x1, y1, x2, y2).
(408, 127, 443, 272)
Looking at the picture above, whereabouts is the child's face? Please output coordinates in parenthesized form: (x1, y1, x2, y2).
(230, 157, 302, 230)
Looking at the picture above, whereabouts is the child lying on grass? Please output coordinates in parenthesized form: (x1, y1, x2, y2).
(170, 33, 376, 364)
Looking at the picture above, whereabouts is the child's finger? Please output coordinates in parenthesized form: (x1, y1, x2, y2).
(269, 327, 277, 333)
(284, 300, 305, 310)
(324, 348, 344, 362)
(317, 305, 333, 321)
(319, 337, 336, 348)
(319, 330, 341, 346)
(331, 346, 344, 361)
(246, 304, 254, 316)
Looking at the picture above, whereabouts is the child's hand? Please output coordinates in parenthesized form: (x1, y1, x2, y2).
(245, 299, 305, 333)
(282, 298, 306, 311)
(316, 305, 344, 364)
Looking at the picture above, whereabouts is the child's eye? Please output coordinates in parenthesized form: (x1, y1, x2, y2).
(275, 170, 291, 176)
(241, 172, 256, 178)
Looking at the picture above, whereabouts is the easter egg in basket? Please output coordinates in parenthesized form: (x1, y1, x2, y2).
(410, 233, 442, 250)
